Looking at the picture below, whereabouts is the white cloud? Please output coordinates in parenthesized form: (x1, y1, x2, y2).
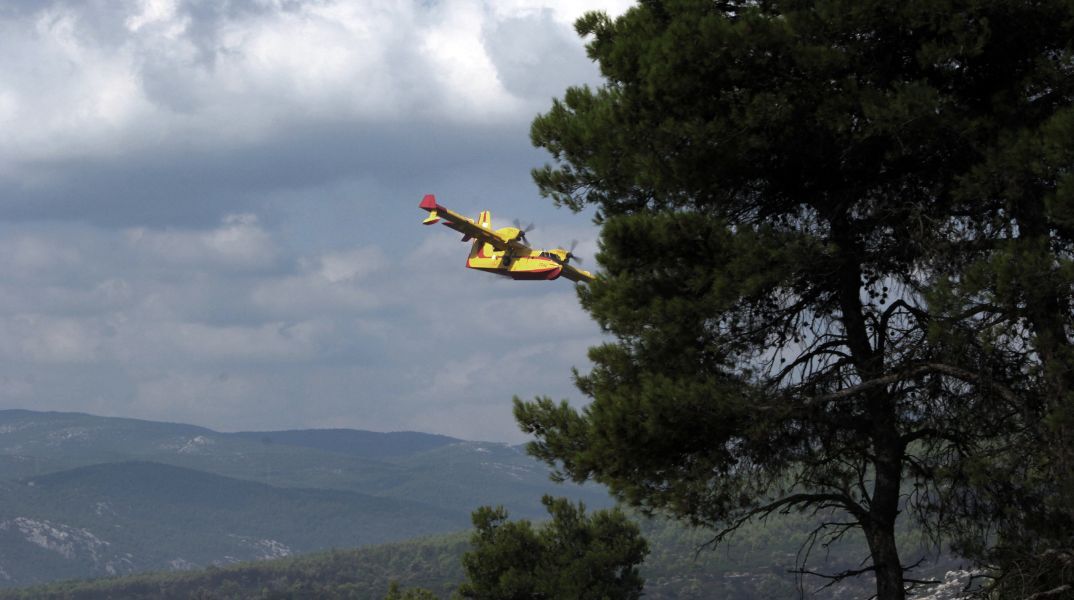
(0, 0, 619, 441)
(142, 319, 329, 363)
(316, 247, 385, 283)
(0, 6, 149, 166)
(402, 338, 597, 441)
(251, 246, 384, 316)
(132, 369, 264, 423)
(125, 213, 279, 270)
(487, 0, 635, 22)
(1, 235, 86, 275)
(4, 315, 104, 363)
(125, 0, 184, 33)
(0, 0, 632, 175)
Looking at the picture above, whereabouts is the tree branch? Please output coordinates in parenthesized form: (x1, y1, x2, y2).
(1025, 585, 1073, 600)
(799, 362, 1020, 406)
(701, 492, 867, 552)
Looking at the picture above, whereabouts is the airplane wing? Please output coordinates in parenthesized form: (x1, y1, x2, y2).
(419, 195, 508, 251)
(558, 262, 595, 283)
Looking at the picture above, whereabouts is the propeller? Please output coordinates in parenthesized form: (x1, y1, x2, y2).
(511, 219, 535, 244)
(552, 240, 583, 265)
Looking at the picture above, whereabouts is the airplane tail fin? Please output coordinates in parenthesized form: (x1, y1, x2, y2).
(467, 211, 494, 258)
(420, 194, 441, 225)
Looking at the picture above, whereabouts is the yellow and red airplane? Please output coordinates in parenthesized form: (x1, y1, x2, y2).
(419, 194, 595, 283)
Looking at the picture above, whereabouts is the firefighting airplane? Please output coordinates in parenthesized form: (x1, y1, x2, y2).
(419, 194, 595, 283)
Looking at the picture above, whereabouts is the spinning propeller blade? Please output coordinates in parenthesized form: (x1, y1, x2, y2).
(511, 219, 535, 244)
(549, 240, 583, 265)
(563, 240, 583, 264)
(512, 219, 536, 233)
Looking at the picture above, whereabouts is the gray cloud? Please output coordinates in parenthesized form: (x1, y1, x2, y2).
(0, 0, 629, 441)
(2, 119, 544, 228)
(483, 9, 596, 100)
(0, 215, 602, 441)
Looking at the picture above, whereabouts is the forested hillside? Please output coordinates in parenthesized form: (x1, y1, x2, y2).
(0, 410, 610, 587)
(0, 535, 472, 600)
(0, 508, 964, 599)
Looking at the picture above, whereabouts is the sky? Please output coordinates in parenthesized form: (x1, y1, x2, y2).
(0, 0, 634, 443)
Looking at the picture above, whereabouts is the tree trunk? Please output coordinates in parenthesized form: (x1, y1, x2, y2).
(866, 521, 906, 600)
(867, 414, 907, 600)
(832, 224, 908, 600)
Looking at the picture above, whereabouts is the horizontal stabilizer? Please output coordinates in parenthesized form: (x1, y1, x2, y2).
(422, 210, 441, 225)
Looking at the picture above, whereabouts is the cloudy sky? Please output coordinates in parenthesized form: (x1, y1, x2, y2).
(0, 0, 633, 442)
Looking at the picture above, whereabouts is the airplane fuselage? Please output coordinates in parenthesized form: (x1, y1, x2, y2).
(466, 231, 564, 280)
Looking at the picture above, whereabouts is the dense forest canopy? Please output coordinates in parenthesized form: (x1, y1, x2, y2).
(515, 1, 1074, 598)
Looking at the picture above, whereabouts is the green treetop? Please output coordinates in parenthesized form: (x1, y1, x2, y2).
(515, 1, 1074, 599)
(455, 496, 648, 600)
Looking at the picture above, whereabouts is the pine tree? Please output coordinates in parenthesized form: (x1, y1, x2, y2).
(515, 1, 1074, 598)
(455, 496, 647, 600)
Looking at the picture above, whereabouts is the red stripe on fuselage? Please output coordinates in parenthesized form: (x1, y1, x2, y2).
(506, 267, 562, 280)
(466, 263, 562, 280)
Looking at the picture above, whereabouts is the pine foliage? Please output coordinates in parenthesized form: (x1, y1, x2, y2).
(517, 1, 1074, 598)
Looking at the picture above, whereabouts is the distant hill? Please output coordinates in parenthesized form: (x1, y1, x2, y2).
(229, 429, 461, 459)
(0, 461, 467, 587)
(0, 409, 610, 518)
(0, 409, 611, 588)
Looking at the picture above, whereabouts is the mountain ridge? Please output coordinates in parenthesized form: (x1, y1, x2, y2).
(0, 409, 611, 588)
(228, 428, 462, 459)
